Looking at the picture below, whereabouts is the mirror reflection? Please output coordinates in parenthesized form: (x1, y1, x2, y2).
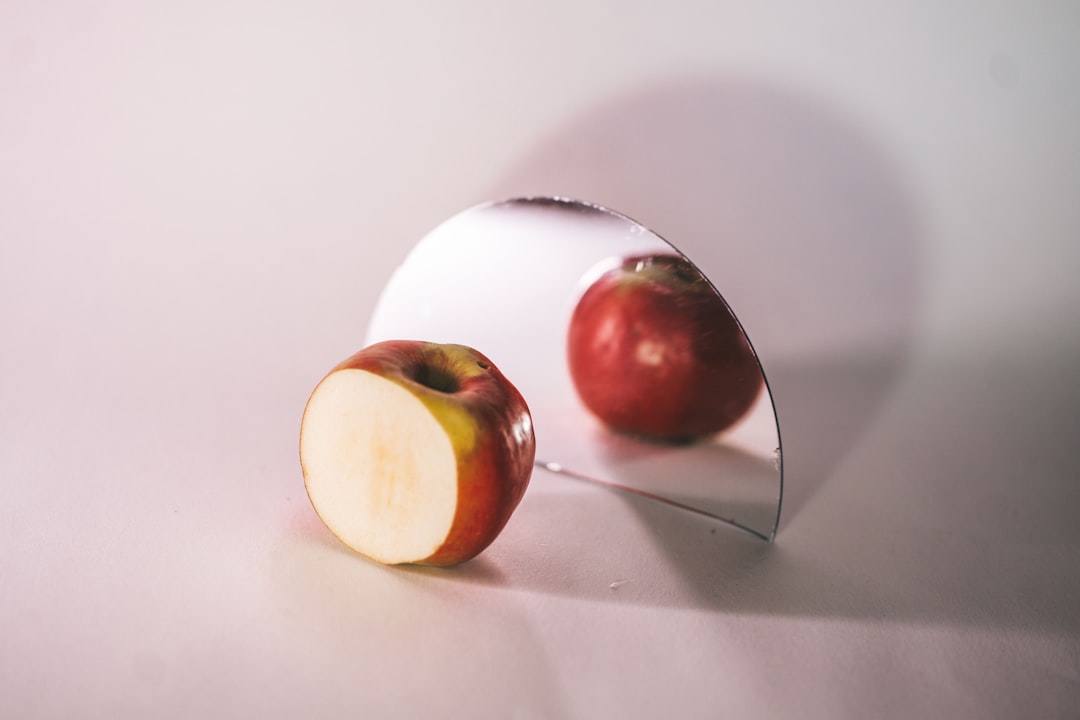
(366, 197, 782, 540)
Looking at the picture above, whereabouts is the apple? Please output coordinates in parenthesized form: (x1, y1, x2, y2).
(566, 253, 763, 443)
(299, 340, 535, 566)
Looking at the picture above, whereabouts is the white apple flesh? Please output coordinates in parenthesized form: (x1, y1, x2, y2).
(300, 340, 535, 566)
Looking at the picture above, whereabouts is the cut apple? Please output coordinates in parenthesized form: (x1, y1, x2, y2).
(300, 340, 535, 566)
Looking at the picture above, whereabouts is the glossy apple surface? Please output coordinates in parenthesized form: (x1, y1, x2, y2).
(300, 340, 535, 566)
(567, 254, 763, 443)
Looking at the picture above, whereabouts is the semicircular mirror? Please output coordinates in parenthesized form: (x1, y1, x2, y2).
(366, 197, 783, 541)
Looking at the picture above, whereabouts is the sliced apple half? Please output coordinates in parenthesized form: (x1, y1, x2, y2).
(300, 340, 535, 566)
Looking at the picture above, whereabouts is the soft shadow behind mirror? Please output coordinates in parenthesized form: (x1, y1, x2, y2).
(366, 198, 782, 541)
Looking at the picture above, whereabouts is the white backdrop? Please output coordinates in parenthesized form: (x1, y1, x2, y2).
(3, 2, 1079, 718)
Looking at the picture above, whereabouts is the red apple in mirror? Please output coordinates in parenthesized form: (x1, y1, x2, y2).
(300, 340, 535, 566)
(567, 254, 763, 443)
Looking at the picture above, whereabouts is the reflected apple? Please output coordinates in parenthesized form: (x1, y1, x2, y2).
(567, 254, 763, 444)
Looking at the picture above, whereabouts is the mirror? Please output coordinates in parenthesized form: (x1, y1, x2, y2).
(366, 197, 782, 540)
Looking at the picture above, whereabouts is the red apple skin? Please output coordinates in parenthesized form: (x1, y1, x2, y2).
(308, 340, 535, 566)
(567, 254, 763, 443)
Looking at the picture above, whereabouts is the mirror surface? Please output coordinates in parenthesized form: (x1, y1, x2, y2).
(367, 198, 782, 540)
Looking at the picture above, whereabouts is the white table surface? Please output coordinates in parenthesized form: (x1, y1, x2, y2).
(3, 2, 1079, 718)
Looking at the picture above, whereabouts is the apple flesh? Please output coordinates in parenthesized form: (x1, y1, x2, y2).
(567, 254, 763, 443)
(300, 340, 535, 566)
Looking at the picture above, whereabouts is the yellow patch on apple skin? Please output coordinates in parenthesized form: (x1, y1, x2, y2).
(428, 343, 497, 391)
(402, 342, 493, 457)
(413, 391, 479, 457)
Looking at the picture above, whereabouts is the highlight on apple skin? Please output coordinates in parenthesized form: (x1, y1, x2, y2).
(566, 253, 763, 444)
(300, 340, 535, 566)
